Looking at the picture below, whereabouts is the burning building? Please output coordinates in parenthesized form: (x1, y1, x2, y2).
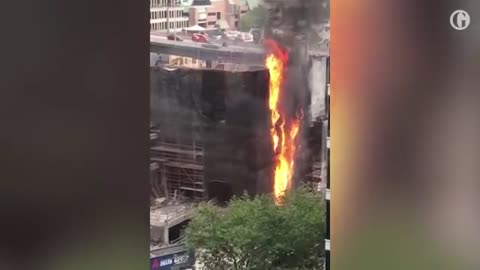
(150, 1, 329, 268)
(150, 56, 328, 204)
(149, 0, 329, 204)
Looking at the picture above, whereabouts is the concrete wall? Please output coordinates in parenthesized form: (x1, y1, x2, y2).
(309, 56, 327, 121)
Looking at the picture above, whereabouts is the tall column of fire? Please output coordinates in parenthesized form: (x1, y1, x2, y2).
(265, 40, 301, 204)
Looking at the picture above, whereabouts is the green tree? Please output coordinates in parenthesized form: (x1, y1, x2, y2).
(239, 6, 268, 32)
(186, 188, 326, 270)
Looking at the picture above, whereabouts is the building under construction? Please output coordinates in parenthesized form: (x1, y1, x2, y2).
(149, 53, 329, 204)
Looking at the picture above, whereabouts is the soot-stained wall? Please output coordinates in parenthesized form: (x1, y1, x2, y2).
(150, 67, 272, 201)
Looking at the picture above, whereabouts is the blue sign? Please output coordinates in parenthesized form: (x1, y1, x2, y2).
(151, 251, 191, 270)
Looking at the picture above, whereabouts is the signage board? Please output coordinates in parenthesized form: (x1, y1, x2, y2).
(150, 251, 193, 270)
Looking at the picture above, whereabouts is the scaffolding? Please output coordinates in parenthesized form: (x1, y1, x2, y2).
(150, 130, 206, 202)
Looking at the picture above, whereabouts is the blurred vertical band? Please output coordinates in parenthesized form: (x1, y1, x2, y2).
(332, 0, 480, 270)
(325, 56, 330, 270)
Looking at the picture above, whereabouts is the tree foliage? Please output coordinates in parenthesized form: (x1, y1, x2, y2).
(239, 6, 268, 32)
(186, 188, 326, 270)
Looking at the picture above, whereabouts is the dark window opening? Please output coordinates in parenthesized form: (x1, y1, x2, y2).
(168, 220, 190, 243)
(207, 180, 233, 205)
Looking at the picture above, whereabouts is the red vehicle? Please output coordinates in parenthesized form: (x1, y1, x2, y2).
(191, 33, 209, 43)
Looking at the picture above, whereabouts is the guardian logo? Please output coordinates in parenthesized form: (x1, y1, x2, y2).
(450, 10, 470, 30)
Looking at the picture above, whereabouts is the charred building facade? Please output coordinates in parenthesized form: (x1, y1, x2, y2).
(150, 67, 274, 203)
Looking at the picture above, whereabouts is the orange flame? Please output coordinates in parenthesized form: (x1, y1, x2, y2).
(265, 40, 301, 205)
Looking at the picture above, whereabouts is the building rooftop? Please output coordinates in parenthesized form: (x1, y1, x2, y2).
(150, 203, 194, 227)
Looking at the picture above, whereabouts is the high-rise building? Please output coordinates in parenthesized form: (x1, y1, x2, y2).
(150, 0, 190, 32)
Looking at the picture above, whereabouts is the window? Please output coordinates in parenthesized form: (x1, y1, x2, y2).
(217, 12, 221, 20)
(208, 12, 216, 16)
(234, 21, 238, 27)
